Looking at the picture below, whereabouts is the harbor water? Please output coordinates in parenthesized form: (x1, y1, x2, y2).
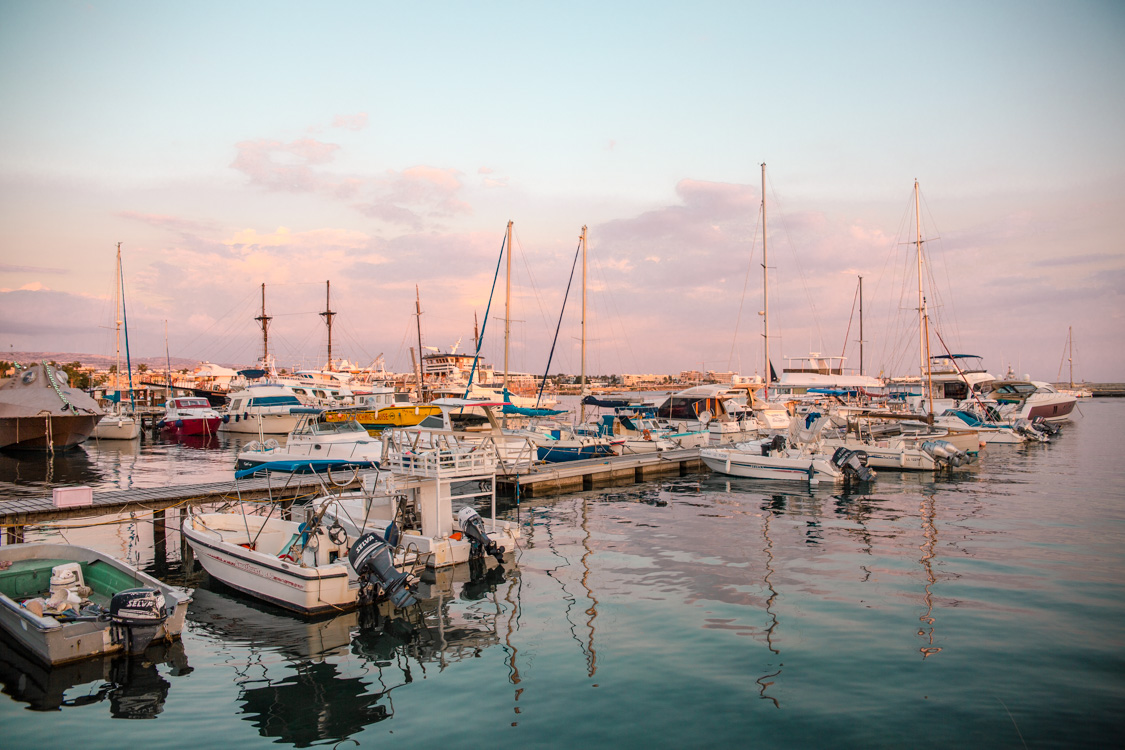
(1, 401, 1123, 747)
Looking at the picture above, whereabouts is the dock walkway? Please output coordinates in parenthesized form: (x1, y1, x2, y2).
(0, 448, 707, 546)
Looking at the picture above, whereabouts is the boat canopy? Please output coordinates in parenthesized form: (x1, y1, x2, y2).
(235, 458, 379, 479)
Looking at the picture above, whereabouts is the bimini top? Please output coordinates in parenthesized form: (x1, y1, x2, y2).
(234, 458, 379, 480)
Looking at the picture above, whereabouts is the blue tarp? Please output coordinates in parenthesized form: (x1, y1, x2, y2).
(235, 458, 379, 480)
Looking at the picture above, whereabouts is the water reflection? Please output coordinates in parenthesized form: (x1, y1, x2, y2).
(189, 561, 514, 747)
(0, 634, 191, 717)
(917, 493, 942, 658)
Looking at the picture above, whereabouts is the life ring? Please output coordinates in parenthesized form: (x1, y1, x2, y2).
(278, 553, 295, 562)
(643, 429, 652, 441)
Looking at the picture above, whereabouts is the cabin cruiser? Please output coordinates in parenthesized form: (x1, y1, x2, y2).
(219, 383, 310, 435)
(0, 362, 104, 451)
(981, 379, 1076, 423)
(158, 397, 222, 437)
(653, 384, 765, 443)
(236, 413, 381, 473)
(322, 386, 441, 434)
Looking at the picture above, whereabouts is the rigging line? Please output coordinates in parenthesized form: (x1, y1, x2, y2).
(729, 202, 763, 371)
(840, 280, 860, 361)
(536, 236, 583, 407)
(464, 229, 507, 396)
(766, 172, 827, 353)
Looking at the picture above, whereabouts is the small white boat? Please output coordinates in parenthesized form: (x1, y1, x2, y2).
(0, 543, 191, 665)
(182, 470, 418, 615)
(91, 409, 141, 440)
(701, 416, 876, 485)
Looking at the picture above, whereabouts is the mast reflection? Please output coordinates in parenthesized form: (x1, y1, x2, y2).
(917, 493, 942, 658)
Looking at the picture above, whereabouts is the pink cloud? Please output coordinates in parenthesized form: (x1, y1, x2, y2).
(355, 166, 472, 229)
(332, 113, 369, 131)
(230, 138, 342, 192)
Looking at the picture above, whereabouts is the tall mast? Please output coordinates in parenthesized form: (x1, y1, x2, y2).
(580, 225, 588, 423)
(320, 280, 336, 369)
(761, 163, 770, 399)
(118, 243, 135, 413)
(858, 275, 864, 376)
(255, 283, 272, 363)
(113, 243, 122, 395)
(415, 285, 425, 401)
(504, 220, 512, 391)
(915, 179, 926, 379)
(1068, 325, 1074, 388)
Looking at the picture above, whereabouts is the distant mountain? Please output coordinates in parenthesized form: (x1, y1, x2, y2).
(3, 351, 246, 371)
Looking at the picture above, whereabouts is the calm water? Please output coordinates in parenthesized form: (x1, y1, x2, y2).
(1, 401, 1123, 748)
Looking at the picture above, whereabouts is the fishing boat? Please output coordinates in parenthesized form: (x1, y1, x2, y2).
(0, 543, 191, 665)
(235, 412, 381, 473)
(182, 463, 418, 615)
(0, 362, 104, 451)
(158, 396, 223, 437)
(700, 415, 876, 485)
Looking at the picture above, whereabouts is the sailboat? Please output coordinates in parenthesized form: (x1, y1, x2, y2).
(531, 225, 623, 462)
(92, 243, 140, 440)
(1057, 326, 1092, 399)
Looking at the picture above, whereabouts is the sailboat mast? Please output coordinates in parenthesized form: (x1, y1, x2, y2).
(415, 285, 425, 401)
(580, 225, 588, 423)
(118, 243, 135, 412)
(1068, 326, 1074, 388)
(761, 163, 770, 399)
(255, 283, 272, 362)
(914, 179, 926, 379)
(858, 275, 865, 376)
(113, 243, 122, 395)
(504, 220, 512, 391)
(320, 280, 336, 369)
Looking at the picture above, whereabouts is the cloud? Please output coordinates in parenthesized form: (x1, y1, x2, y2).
(332, 113, 368, 131)
(0, 264, 66, 274)
(116, 211, 217, 236)
(355, 166, 472, 230)
(230, 138, 343, 193)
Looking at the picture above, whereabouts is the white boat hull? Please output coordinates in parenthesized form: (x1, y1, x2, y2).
(182, 513, 358, 615)
(91, 415, 140, 440)
(700, 447, 845, 484)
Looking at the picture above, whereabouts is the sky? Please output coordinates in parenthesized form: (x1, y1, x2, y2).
(1, 0, 1123, 382)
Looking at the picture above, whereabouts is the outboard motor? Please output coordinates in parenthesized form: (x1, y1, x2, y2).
(830, 447, 876, 483)
(921, 440, 968, 467)
(110, 588, 169, 654)
(458, 506, 505, 563)
(1031, 417, 1060, 436)
(348, 531, 417, 610)
(760, 434, 786, 456)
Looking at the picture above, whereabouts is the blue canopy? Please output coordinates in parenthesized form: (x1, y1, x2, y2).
(235, 458, 379, 480)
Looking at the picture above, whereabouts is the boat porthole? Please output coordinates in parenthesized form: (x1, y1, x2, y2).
(314, 444, 322, 450)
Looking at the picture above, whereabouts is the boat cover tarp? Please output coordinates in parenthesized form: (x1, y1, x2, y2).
(582, 396, 636, 408)
(235, 458, 378, 479)
(503, 404, 567, 417)
(238, 369, 268, 379)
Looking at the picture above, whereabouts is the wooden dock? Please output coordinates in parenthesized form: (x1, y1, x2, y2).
(0, 448, 706, 549)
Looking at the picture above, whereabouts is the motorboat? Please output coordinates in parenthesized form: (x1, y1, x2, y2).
(933, 407, 1051, 444)
(322, 386, 441, 434)
(0, 542, 192, 665)
(315, 446, 520, 570)
(652, 384, 764, 443)
(822, 415, 976, 471)
(235, 413, 382, 473)
(0, 362, 104, 451)
(700, 415, 876, 485)
(532, 422, 624, 462)
(182, 465, 418, 615)
(982, 379, 1077, 423)
(219, 383, 312, 435)
(595, 413, 708, 454)
(158, 396, 222, 437)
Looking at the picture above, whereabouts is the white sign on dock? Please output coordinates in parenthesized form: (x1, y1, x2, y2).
(52, 486, 93, 508)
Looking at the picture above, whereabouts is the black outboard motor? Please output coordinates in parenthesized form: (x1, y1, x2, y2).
(349, 531, 417, 609)
(109, 588, 168, 654)
(830, 447, 876, 483)
(1031, 417, 1060, 436)
(457, 507, 505, 563)
(761, 434, 786, 456)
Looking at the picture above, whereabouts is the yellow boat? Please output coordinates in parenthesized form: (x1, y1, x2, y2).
(323, 389, 441, 434)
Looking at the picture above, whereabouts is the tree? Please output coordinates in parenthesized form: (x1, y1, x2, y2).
(136, 363, 149, 373)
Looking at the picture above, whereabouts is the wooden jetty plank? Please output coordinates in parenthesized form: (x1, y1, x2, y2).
(496, 448, 705, 498)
